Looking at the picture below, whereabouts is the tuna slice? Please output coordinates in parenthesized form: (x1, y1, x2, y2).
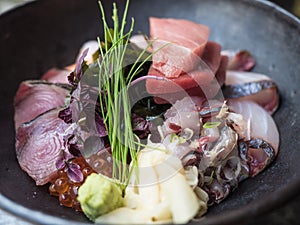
(15, 108, 70, 185)
(152, 79, 222, 104)
(223, 71, 279, 114)
(215, 56, 228, 87)
(150, 17, 210, 77)
(228, 100, 279, 176)
(146, 42, 222, 94)
(201, 42, 222, 75)
(14, 80, 71, 129)
(41, 68, 70, 84)
(221, 50, 255, 71)
(147, 66, 213, 93)
(146, 42, 224, 104)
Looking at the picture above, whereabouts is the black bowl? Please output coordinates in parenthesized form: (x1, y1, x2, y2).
(0, 0, 300, 224)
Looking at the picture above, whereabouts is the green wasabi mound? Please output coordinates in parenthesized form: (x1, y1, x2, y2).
(77, 173, 124, 221)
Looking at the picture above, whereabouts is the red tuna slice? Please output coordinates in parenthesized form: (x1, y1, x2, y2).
(146, 41, 222, 94)
(150, 17, 210, 77)
(148, 69, 222, 104)
(14, 80, 71, 129)
(41, 68, 70, 84)
(15, 108, 71, 185)
(221, 50, 255, 71)
(201, 42, 222, 74)
(215, 55, 229, 87)
(146, 66, 214, 94)
(153, 82, 221, 104)
(151, 57, 227, 105)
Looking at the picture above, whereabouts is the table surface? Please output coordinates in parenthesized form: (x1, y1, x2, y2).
(1, 0, 300, 224)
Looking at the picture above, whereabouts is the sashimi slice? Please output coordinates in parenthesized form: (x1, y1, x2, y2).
(150, 17, 210, 77)
(41, 68, 70, 84)
(153, 82, 221, 105)
(228, 100, 279, 176)
(146, 41, 222, 95)
(15, 108, 71, 185)
(201, 42, 221, 74)
(221, 50, 255, 71)
(215, 56, 228, 87)
(146, 66, 214, 94)
(224, 71, 279, 114)
(14, 80, 71, 129)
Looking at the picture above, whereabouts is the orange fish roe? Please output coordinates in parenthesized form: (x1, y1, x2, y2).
(49, 157, 94, 211)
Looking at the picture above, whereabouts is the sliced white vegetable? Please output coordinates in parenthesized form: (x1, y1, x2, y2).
(158, 163, 200, 224)
(95, 144, 205, 224)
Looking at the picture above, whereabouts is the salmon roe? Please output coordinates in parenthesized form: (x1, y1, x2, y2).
(48, 157, 95, 211)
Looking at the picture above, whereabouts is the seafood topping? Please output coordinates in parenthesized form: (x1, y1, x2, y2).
(15, 108, 73, 185)
(239, 138, 276, 177)
(221, 50, 256, 71)
(41, 68, 71, 84)
(150, 17, 210, 77)
(14, 80, 70, 129)
(228, 100, 279, 154)
(224, 71, 279, 114)
(146, 18, 226, 104)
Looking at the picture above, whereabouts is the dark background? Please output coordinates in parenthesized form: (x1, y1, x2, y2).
(271, 0, 300, 17)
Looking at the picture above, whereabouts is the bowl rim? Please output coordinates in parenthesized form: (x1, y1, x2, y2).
(0, 0, 300, 224)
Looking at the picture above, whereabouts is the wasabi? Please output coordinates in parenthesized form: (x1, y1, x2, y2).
(77, 173, 124, 221)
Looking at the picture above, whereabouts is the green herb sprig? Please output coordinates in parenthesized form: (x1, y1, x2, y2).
(97, 0, 150, 188)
